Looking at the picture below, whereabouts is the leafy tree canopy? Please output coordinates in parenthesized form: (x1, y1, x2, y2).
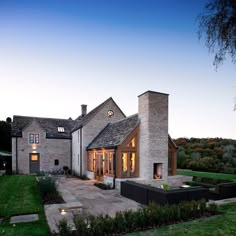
(198, 0, 236, 68)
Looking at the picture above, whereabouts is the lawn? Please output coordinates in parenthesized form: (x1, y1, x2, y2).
(0, 175, 50, 236)
(125, 203, 236, 236)
(177, 169, 236, 181)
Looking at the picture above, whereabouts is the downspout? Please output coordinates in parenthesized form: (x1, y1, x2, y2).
(70, 138, 72, 172)
(113, 147, 117, 189)
(80, 128, 83, 176)
(16, 137, 18, 174)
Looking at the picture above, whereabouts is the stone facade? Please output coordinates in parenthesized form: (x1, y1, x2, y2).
(72, 98, 125, 175)
(12, 120, 71, 174)
(138, 91, 169, 182)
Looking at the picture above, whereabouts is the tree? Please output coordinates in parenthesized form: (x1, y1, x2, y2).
(6, 117, 12, 123)
(0, 121, 11, 151)
(198, 0, 236, 68)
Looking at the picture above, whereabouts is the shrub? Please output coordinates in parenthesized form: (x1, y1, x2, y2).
(56, 218, 72, 236)
(37, 176, 57, 196)
(37, 175, 64, 204)
(199, 199, 207, 215)
(161, 183, 169, 190)
(73, 215, 88, 236)
(78, 175, 90, 180)
(59, 200, 216, 236)
(94, 182, 112, 190)
(208, 203, 218, 214)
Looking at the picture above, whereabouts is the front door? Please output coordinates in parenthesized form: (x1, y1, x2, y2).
(29, 153, 40, 173)
(95, 153, 104, 181)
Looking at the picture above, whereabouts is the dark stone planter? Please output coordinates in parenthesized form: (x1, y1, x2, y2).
(121, 181, 209, 205)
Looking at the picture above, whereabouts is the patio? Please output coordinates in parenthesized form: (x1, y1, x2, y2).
(44, 177, 141, 233)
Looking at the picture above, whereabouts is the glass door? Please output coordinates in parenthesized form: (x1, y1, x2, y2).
(95, 153, 104, 181)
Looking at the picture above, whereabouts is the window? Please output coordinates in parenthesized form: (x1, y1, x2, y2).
(127, 138, 136, 148)
(104, 151, 114, 175)
(88, 152, 94, 171)
(122, 152, 136, 177)
(55, 159, 59, 166)
(29, 133, 40, 144)
(35, 134, 39, 144)
(122, 153, 128, 176)
(58, 127, 65, 132)
(29, 134, 34, 144)
(78, 130, 80, 143)
(31, 154, 38, 161)
(130, 153, 135, 176)
(108, 152, 113, 175)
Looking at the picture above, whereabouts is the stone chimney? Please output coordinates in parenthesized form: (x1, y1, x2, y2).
(81, 104, 87, 116)
(138, 91, 169, 182)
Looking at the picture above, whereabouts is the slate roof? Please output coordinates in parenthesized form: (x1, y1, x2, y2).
(12, 116, 75, 139)
(71, 97, 126, 132)
(87, 114, 139, 150)
(12, 97, 126, 139)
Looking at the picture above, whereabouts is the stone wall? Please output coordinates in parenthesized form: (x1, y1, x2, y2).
(13, 120, 71, 174)
(138, 91, 169, 182)
(81, 99, 125, 175)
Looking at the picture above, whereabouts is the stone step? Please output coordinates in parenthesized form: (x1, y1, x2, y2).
(10, 214, 39, 224)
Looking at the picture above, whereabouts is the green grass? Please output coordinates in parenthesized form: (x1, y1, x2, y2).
(177, 169, 236, 181)
(0, 175, 50, 236)
(125, 203, 236, 236)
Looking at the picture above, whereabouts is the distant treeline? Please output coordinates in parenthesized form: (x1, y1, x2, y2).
(174, 138, 236, 174)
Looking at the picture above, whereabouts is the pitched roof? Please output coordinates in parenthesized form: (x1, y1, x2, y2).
(87, 114, 139, 150)
(71, 97, 126, 132)
(12, 116, 74, 139)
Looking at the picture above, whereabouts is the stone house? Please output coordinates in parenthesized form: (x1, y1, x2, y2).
(12, 90, 177, 187)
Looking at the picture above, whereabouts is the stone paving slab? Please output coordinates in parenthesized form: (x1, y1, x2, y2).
(209, 197, 236, 205)
(10, 214, 39, 224)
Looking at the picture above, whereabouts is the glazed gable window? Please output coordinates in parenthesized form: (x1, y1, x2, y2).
(29, 133, 40, 144)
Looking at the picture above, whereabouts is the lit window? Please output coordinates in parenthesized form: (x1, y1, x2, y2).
(29, 133, 40, 144)
(130, 153, 135, 175)
(31, 154, 38, 161)
(127, 138, 135, 147)
(58, 127, 65, 132)
(122, 153, 128, 176)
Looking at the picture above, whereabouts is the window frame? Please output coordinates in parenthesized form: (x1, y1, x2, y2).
(29, 133, 40, 144)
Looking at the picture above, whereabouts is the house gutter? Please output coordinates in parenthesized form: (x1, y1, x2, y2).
(70, 137, 72, 171)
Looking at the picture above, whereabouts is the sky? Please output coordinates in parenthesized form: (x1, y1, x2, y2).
(0, 0, 235, 139)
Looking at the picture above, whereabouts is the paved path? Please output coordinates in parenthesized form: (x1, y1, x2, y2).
(57, 177, 141, 217)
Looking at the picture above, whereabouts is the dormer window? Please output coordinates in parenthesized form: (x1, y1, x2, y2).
(58, 127, 65, 133)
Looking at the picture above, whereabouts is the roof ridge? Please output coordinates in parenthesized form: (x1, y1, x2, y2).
(13, 115, 72, 121)
(71, 96, 125, 132)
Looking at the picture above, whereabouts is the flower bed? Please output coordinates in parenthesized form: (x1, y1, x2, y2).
(37, 176, 65, 204)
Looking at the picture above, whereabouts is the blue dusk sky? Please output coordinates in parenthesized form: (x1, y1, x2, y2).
(0, 0, 235, 139)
